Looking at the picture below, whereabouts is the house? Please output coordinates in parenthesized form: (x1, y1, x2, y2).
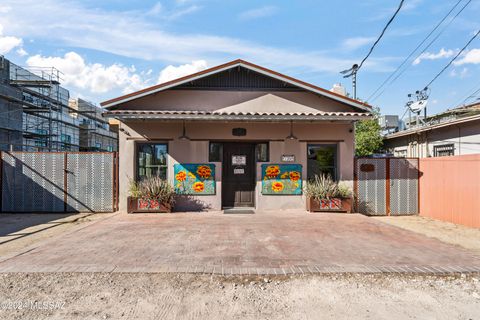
(102, 59, 372, 212)
(384, 102, 480, 158)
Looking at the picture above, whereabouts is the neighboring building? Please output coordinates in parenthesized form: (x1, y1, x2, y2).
(69, 98, 118, 152)
(0, 56, 80, 151)
(0, 57, 23, 150)
(384, 103, 480, 158)
(102, 59, 372, 212)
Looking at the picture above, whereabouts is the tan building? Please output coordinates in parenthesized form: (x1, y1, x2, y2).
(102, 60, 372, 212)
(384, 103, 480, 158)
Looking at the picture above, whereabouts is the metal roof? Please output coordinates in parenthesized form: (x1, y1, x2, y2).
(385, 113, 480, 139)
(104, 110, 371, 121)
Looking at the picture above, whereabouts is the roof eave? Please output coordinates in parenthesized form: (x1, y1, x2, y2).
(103, 113, 371, 122)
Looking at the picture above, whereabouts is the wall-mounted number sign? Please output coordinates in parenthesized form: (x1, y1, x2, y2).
(281, 155, 295, 162)
(234, 168, 244, 175)
(232, 155, 246, 165)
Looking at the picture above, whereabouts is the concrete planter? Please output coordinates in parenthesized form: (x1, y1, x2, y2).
(306, 197, 352, 213)
(127, 197, 172, 213)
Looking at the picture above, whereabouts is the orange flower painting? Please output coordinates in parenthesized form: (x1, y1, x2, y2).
(193, 181, 205, 193)
(196, 165, 212, 179)
(261, 164, 302, 195)
(265, 165, 280, 178)
(174, 164, 215, 195)
(271, 181, 284, 192)
(175, 171, 187, 182)
(289, 171, 300, 181)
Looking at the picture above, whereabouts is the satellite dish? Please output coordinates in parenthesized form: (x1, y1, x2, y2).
(409, 99, 428, 113)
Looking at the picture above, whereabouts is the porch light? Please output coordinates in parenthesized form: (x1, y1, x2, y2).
(285, 121, 297, 140)
(179, 121, 190, 141)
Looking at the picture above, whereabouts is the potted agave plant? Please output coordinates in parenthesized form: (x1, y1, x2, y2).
(305, 174, 353, 213)
(127, 177, 175, 213)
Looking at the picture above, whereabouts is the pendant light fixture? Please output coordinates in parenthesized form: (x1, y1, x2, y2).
(285, 120, 297, 140)
(178, 120, 190, 141)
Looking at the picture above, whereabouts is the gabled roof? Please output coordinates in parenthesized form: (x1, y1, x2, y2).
(101, 59, 372, 112)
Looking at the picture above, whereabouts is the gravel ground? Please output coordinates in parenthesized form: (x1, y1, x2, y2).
(0, 273, 479, 320)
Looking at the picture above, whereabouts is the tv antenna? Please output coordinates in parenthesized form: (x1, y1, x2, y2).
(402, 87, 430, 128)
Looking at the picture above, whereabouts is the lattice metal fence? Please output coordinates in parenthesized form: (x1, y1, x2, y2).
(355, 157, 419, 216)
(1, 151, 118, 213)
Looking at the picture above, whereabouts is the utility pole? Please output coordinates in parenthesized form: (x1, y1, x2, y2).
(340, 64, 359, 99)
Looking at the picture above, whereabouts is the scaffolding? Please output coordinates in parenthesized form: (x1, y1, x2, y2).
(8, 62, 80, 151)
(69, 98, 118, 152)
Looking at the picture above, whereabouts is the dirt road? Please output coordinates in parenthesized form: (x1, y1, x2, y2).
(0, 273, 479, 320)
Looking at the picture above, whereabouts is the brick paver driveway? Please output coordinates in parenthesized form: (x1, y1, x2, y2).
(1, 211, 479, 274)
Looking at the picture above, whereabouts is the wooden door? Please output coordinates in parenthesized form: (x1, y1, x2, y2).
(222, 143, 256, 207)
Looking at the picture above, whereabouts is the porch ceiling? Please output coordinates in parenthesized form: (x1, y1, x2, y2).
(104, 110, 371, 121)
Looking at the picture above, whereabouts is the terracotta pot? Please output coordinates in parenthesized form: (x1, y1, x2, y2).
(127, 197, 172, 213)
(306, 197, 352, 213)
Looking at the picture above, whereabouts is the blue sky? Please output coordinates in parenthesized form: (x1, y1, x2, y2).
(0, 0, 479, 116)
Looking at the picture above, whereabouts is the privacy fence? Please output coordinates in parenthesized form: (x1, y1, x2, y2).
(354, 157, 419, 216)
(419, 154, 480, 228)
(0, 152, 119, 213)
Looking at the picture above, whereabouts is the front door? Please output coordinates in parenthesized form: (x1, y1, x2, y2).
(222, 143, 256, 208)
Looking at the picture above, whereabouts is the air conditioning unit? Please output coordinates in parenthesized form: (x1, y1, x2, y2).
(379, 115, 399, 130)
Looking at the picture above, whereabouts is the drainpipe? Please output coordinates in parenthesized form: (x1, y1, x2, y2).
(458, 125, 461, 155)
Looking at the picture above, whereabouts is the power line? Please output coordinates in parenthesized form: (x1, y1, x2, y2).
(341, 0, 405, 99)
(366, 0, 467, 102)
(456, 81, 480, 106)
(357, 0, 405, 71)
(424, 29, 480, 89)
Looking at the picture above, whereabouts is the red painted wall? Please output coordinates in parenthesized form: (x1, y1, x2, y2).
(419, 154, 480, 228)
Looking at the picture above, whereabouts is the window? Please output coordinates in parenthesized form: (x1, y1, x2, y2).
(395, 149, 407, 158)
(255, 142, 269, 162)
(107, 145, 114, 152)
(61, 134, 71, 144)
(95, 142, 102, 150)
(35, 129, 48, 147)
(307, 144, 338, 180)
(209, 142, 223, 162)
(136, 143, 168, 181)
(434, 144, 454, 157)
(208, 142, 269, 162)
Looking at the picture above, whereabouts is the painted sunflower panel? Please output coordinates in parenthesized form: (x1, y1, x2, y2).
(174, 164, 215, 195)
(261, 164, 302, 195)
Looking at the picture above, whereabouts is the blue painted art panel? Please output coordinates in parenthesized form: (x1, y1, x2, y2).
(174, 164, 215, 195)
(261, 164, 302, 195)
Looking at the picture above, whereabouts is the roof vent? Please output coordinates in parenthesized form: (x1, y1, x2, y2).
(331, 83, 346, 96)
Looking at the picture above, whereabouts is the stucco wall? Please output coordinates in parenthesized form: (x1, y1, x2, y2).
(118, 121, 355, 212)
(115, 90, 357, 113)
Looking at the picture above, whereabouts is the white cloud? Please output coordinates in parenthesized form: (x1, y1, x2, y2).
(158, 60, 207, 84)
(16, 47, 28, 56)
(239, 6, 278, 20)
(26, 52, 151, 94)
(412, 48, 457, 65)
(0, 0, 393, 76)
(0, 23, 23, 55)
(342, 36, 376, 50)
(454, 48, 480, 65)
(449, 67, 469, 78)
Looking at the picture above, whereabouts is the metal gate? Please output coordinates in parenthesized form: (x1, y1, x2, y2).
(1, 151, 118, 213)
(354, 157, 419, 216)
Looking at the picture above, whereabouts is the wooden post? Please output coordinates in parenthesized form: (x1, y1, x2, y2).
(385, 158, 391, 216)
